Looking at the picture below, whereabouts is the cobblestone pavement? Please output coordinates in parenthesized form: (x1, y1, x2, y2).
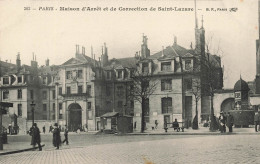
(1, 135, 260, 164)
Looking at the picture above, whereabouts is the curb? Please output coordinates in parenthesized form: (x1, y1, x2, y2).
(117, 132, 260, 136)
(0, 144, 45, 156)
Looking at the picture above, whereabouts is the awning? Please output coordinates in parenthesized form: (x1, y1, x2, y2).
(101, 112, 119, 118)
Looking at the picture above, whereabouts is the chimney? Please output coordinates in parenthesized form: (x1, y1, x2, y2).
(91, 46, 93, 59)
(31, 52, 38, 68)
(16, 52, 21, 69)
(174, 36, 177, 45)
(45, 58, 49, 66)
(162, 46, 164, 56)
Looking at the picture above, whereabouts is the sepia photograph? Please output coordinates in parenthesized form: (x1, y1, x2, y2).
(0, 0, 259, 163)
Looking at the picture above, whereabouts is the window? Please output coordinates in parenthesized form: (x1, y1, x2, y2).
(30, 90, 34, 100)
(18, 76, 22, 83)
(53, 103, 55, 111)
(235, 92, 241, 98)
(59, 87, 62, 95)
(59, 103, 62, 110)
(185, 59, 192, 70)
(87, 85, 91, 96)
(43, 77, 47, 85)
(118, 70, 123, 79)
(66, 71, 72, 79)
(184, 78, 192, 90)
(162, 97, 173, 114)
(142, 63, 149, 73)
(106, 71, 111, 79)
(117, 86, 124, 97)
(161, 79, 172, 91)
(3, 90, 9, 99)
(67, 87, 71, 94)
(78, 70, 83, 79)
(43, 104, 47, 111)
(118, 101, 123, 108)
(3, 77, 9, 85)
(161, 62, 171, 72)
(87, 102, 91, 110)
(17, 89, 22, 99)
(52, 90, 56, 99)
(42, 91, 47, 99)
(18, 104, 22, 117)
(78, 86, 83, 94)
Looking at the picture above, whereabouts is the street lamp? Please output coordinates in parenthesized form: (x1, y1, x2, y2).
(30, 101, 36, 126)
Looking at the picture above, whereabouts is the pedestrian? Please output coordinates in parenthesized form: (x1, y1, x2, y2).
(49, 125, 53, 133)
(134, 121, 136, 130)
(254, 112, 260, 132)
(62, 125, 69, 145)
(155, 120, 158, 129)
(226, 112, 234, 132)
(219, 111, 226, 133)
(52, 123, 61, 149)
(43, 125, 45, 134)
(31, 123, 42, 151)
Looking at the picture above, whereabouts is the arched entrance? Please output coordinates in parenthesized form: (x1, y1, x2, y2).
(68, 103, 82, 132)
(221, 98, 235, 114)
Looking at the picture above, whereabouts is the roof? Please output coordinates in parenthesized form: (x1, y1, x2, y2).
(104, 57, 138, 70)
(100, 112, 119, 118)
(234, 78, 250, 92)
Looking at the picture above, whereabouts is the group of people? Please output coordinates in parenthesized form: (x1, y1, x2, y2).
(29, 123, 69, 151)
(218, 112, 234, 133)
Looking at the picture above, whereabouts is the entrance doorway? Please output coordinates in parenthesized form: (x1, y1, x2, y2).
(221, 98, 235, 114)
(68, 103, 82, 132)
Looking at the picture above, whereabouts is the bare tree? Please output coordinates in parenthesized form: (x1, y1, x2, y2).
(200, 49, 223, 131)
(129, 70, 158, 133)
(191, 76, 201, 130)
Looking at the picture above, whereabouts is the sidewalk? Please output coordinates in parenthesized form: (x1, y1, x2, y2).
(128, 126, 260, 135)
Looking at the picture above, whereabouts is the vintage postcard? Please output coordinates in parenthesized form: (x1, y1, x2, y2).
(0, 0, 259, 163)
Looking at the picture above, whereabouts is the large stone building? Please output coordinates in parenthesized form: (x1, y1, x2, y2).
(0, 10, 225, 133)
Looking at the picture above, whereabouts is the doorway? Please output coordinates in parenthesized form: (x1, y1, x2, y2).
(68, 103, 82, 131)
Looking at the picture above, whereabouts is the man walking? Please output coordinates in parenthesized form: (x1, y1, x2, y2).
(226, 112, 234, 132)
(31, 123, 42, 151)
(62, 125, 69, 145)
(52, 123, 61, 149)
(219, 111, 226, 133)
(254, 112, 260, 132)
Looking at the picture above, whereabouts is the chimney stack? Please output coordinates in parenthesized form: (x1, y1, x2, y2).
(45, 58, 49, 66)
(174, 36, 177, 45)
(91, 46, 93, 59)
(16, 52, 21, 69)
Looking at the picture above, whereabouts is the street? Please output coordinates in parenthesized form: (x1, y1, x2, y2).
(1, 134, 260, 164)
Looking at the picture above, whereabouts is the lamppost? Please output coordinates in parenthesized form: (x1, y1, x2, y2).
(30, 101, 36, 126)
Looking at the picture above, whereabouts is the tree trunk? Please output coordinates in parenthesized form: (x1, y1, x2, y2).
(209, 94, 218, 131)
(192, 101, 199, 129)
(141, 97, 145, 133)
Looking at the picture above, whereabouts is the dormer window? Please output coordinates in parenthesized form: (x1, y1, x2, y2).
(161, 62, 171, 72)
(43, 77, 47, 85)
(118, 70, 123, 79)
(185, 59, 192, 71)
(106, 71, 111, 80)
(3, 77, 9, 85)
(142, 63, 149, 73)
(18, 76, 22, 83)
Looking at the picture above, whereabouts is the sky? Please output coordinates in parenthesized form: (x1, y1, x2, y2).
(0, 0, 258, 89)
